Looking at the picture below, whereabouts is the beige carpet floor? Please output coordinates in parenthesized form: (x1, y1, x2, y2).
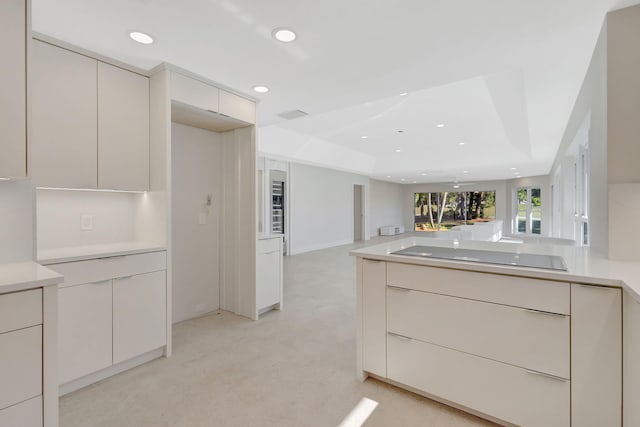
(60, 238, 496, 427)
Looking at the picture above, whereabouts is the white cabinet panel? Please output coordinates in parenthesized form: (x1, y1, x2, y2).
(387, 335, 570, 427)
(256, 239, 282, 311)
(49, 251, 167, 289)
(624, 291, 640, 427)
(31, 40, 98, 188)
(98, 62, 149, 191)
(0, 0, 26, 178)
(387, 287, 570, 378)
(219, 90, 255, 124)
(571, 284, 621, 427)
(0, 326, 42, 410)
(362, 259, 386, 377)
(0, 396, 42, 427)
(58, 281, 112, 384)
(0, 288, 42, 334)
(171, 72, 219, 112)
(113, 271, 166, 363)
(387, 263, 570, 314)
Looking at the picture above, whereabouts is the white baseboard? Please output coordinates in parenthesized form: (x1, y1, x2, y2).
(59, 347, 165, 396)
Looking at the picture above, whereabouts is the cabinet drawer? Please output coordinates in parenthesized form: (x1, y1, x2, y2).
(387, 287, 569, 378)
(387, 263, 569, 314)
(387, 335, 570, 427)
(0, 326, 42, 410)
(0, 395, 42, 427)
(50, 251, 167, 288)
(0, 289, 42, 334)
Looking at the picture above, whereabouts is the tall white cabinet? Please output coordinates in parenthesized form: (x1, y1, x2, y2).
(0, 0, 28, 178)
(30, 39, 150, 191)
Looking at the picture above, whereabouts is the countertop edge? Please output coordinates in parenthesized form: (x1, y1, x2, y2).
(0, 262, 64, 294)
(38, 246, 167, 265)
(352, 251, 640, 302)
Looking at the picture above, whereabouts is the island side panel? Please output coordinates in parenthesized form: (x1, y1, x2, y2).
(355, 257, 365, 381)
(361, 258, 387, 378)
(624, 291, 640, 426)
(571, 283, 622, 427)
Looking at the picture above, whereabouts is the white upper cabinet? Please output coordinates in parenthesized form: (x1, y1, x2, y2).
(98, 62, 149, 191)
(31, 40, 98, 188)
(219, 89, 256, 124)
(31, 40, 150, 190)
(171, 72, 219, 113)
(0, 0, 27, 178)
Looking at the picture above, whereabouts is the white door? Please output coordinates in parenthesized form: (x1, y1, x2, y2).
(354, 185, 364, 241)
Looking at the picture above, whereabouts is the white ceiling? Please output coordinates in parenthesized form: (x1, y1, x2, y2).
(32, 0, 640, 183)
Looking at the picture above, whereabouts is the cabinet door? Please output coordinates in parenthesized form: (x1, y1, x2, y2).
(219, 90, 255, 124)
(0, 0, 26, 178)
(171, 72, 219, 112)
(0, 396, 42, 427)
(58, 281, 113, 384)
(256, 246, 281, 310)
(571, 284, 622, 427)
(0, 326, 42, 410)
(98, 62, 149, 191)
(362, 259, 386, 377)
(31, 40, 97, 188)
(113, 271, 166, 363)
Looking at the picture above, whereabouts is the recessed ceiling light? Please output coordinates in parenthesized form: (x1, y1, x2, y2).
(453, 184, 461, 189)
(399, 92, 408, 96)
(361, 135, 368, 139)
(412, 181, 417, 183)
(401, 178, 406, 181)
(272, 27, 297, 43)
(436, 123, 445, 128)
(253, 85, 269, 93)
(421, 173, 427, 176)
(458, 142, 465, 146)
(511, 167, 517, 170)
(386, 176, 391, 178)
(395, 149, 401, 153)
(463, 170, 469, 174)
(129, 31, 154, 44)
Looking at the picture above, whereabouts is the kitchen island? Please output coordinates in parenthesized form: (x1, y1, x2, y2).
(351, 237, 640, 427)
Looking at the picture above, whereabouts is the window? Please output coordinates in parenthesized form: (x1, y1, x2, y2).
(514, 187, 541, 234)
(415, 191, 496, 231)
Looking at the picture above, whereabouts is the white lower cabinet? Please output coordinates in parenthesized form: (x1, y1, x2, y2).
(387, 334, 570, 427)
(58, 281, 113, 384)
(358, 260, 623, 426)
(113, 271, 166, 364)
(0, 326, 42, 411)
(0, 396, 42, 427)
(49, 251, 167, 388)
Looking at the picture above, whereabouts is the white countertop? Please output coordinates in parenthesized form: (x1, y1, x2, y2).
(350, 236, 640, 303)
(0, 261, 64, 294)
(38, 242, 166, 265)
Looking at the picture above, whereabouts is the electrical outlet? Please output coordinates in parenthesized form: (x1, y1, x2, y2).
(80, 214, 93, 231)
(198, 213, 206, 225)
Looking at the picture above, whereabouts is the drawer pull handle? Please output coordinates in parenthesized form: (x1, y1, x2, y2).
(578, 284, 616, 292)
(98, 255, 127, 261)
(117, 275, 135, 280)
(388, 332, 412, 342)
(387, 285, 411, 292)
(524, 309, 567, 318)
(525, 369, 568, 382)
(91, 280, 111, 285)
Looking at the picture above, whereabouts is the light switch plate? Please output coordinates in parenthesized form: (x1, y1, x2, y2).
(80, 214, 93, 231)
(198, 213, 206, 225)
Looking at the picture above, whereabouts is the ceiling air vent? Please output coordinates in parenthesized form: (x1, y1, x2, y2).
(278, 109, 308, 120)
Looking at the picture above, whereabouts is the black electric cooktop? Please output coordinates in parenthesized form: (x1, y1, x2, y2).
(391, 245, 567, 271)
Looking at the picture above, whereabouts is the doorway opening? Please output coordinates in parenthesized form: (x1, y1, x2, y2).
(353, 184, 364, 242)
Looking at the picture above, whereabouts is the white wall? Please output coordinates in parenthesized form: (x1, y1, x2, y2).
(289, 163, 370, 255)
(403, 180, 509, 234)
(550, 20, 607, 253)
(36, 188, 139, 250)
(171, 122, 222, 323)
(369, 179, 405, 236)
(0, 181, 35, 262)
